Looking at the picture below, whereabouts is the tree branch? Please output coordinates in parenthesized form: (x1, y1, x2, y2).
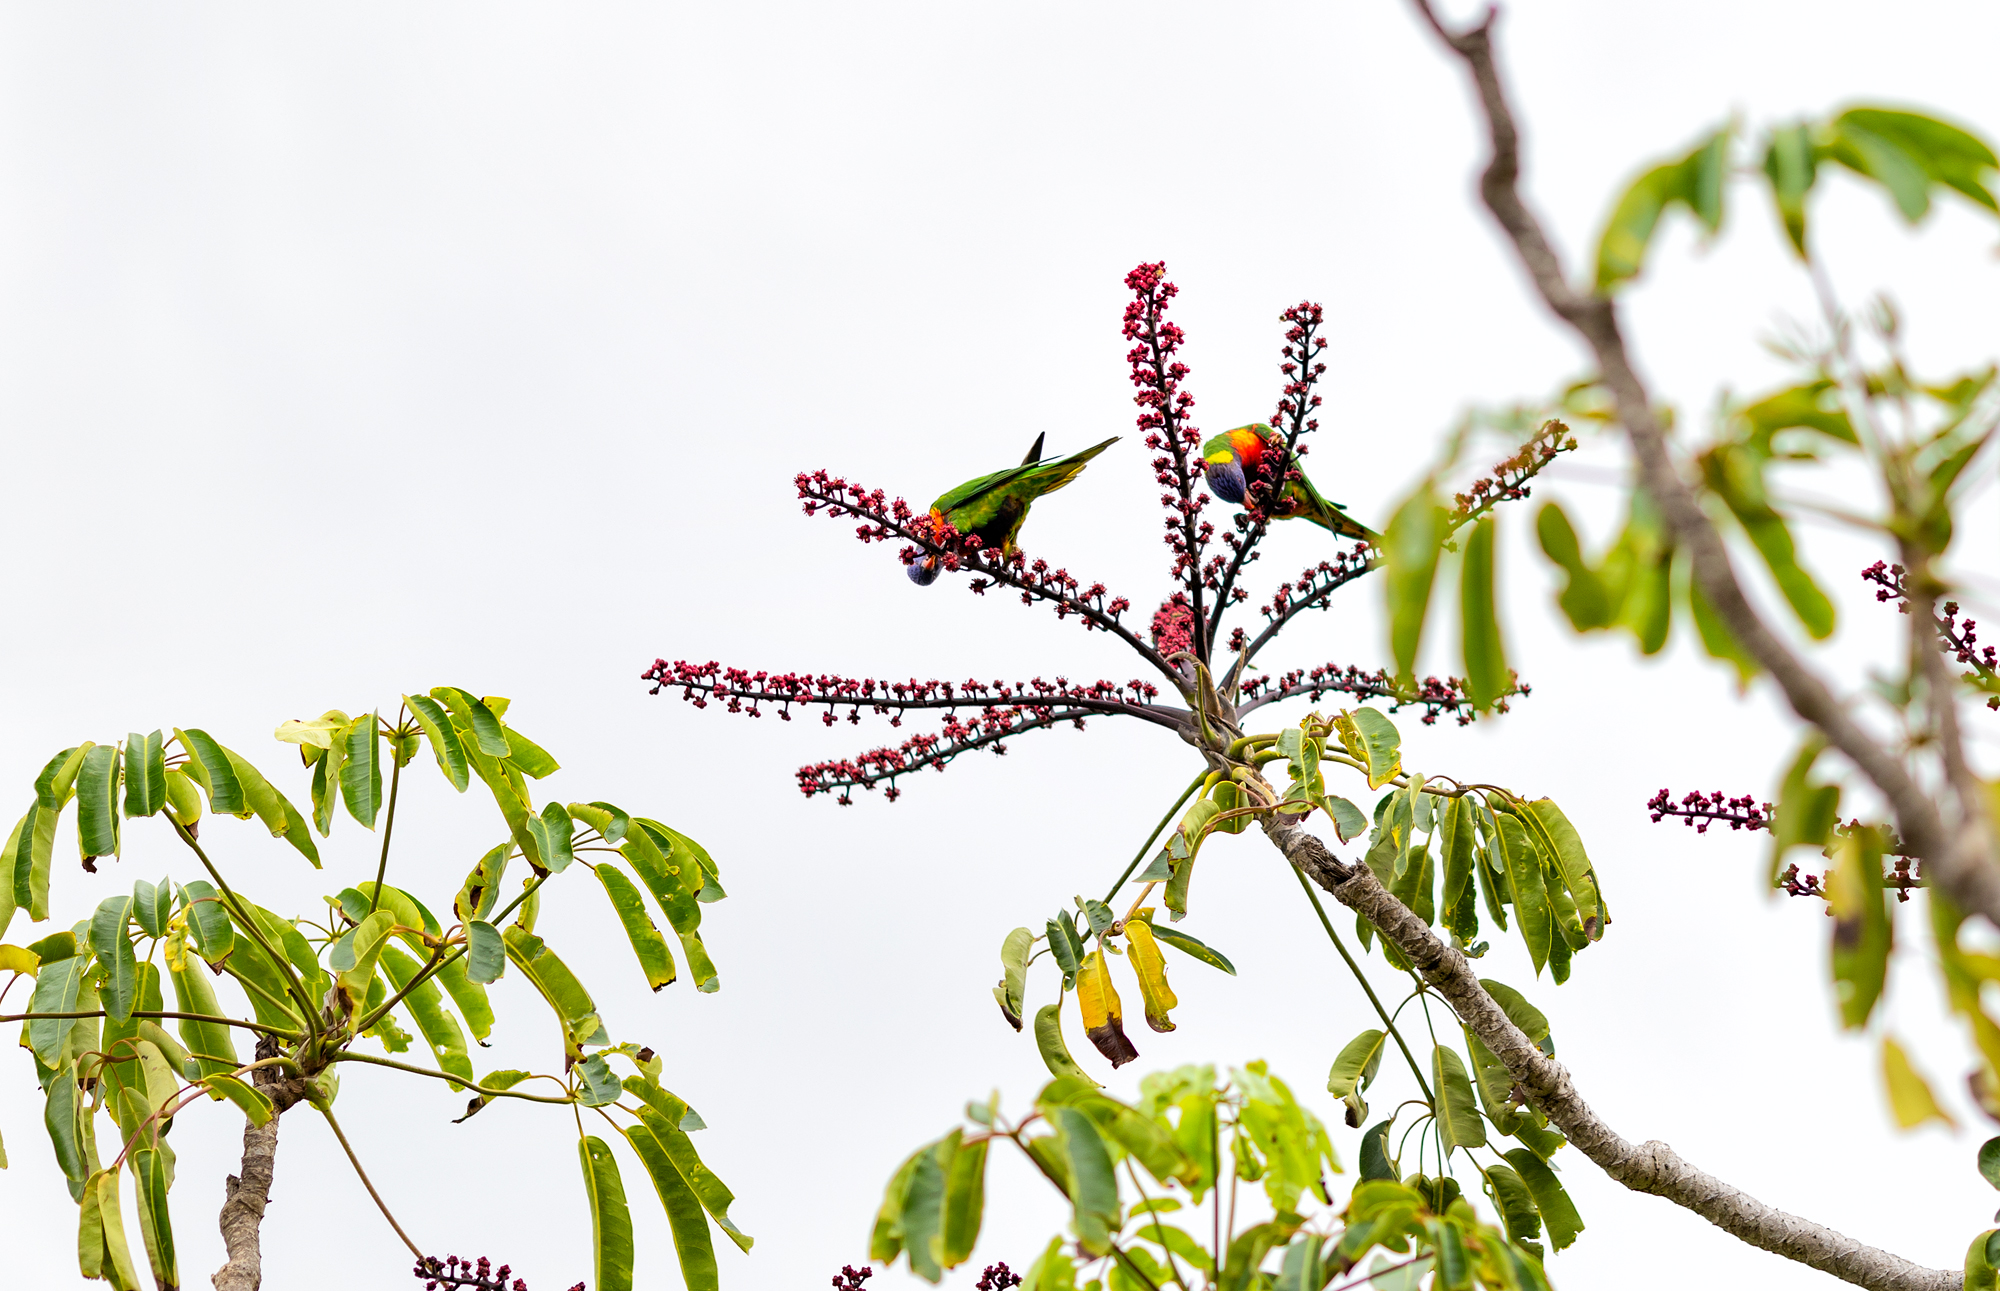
(1266, 814, 1958, 1291)
(1410, 0, 2000, 927)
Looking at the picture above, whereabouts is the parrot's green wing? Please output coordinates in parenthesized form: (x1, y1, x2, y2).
(928, 436, 1119, 554)
(1287, 472, 1379, 543)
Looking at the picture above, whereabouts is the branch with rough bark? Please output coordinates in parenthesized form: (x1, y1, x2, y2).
(213, 1041, 315, 1291)
(1265, 811, 1959, 1291)
(1407, 0, 2000, 926)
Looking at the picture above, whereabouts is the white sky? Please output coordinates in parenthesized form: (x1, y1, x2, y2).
(2, 3, 1998, 1289)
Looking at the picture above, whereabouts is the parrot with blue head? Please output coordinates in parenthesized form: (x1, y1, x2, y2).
(907, 433, 1120, 584)
(1201, 423, 1379, 543)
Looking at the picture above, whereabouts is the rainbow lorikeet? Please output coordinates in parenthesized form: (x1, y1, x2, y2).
(907, 432, 1120, 584)
(1201, 423, 1379, 542)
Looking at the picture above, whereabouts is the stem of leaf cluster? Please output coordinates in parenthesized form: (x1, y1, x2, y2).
(172, 821, 321, 1040)
(317, 1100, 424, 1259)
(1292, 866, 1434, 1103)
(367, 752, 405, 916)
(1101, 773, 1207, 904)
(0, 1009, 299, 1039)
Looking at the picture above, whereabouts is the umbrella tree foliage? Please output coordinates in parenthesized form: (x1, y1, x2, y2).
(0, 693, 747, 1291)
(654, 8, 2000, 1287)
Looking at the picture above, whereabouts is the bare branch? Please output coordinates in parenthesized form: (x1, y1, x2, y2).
(1269, 813, 1957, 1291)
(1411, 0, 2000, 926)
(1235, 661, 1525, 726)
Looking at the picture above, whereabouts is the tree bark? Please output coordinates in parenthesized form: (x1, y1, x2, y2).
(213, 1038, 314, 1291)
(1263, 814, 1961, 1291)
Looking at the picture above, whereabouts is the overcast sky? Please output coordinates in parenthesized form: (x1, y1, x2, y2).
(3, 3, 1999, 1289)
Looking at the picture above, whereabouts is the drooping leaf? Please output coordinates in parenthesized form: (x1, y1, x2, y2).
(122, 732, 167, 819)
(594, 863, 677, 991)
(465, 920, 506, 986)
(1122, 915, 1178, 1033)
(1344, 708, 1403, 791)
(579, 1136, 636, 1291)
(1077, 949, 1138, 1068)
(176, 881, 234, 965)
(1535, 502, 1615, 631)
(1701, 443, 1835, 639)
(504, 925, 608, 1055)
(1770, 736, 1840, 888)
(622, 1077, 753, 1251)
(91, 895, 139, 1023)
(381, 944, 475, 1088)
(1479, 979, 1553, 1053)
(1830, 827, 1893, 1029)
(995, 926, 1032, 1031)
(1483, 1161, 1542, 1247)
(1327, 1028, 1387, 1128)
(165, 925, 238, 1076)
(76, 744, 122, 861)
(1501, 1148, 1583, 1250)
(1033, 1002, 1098, 1087)
(1358, 1119, 1396, 1182)
(403, 694, 470, 791)
(622, 1121, 719, 1291)
(501, 724, 561, 778)
(131, 1145, 178, 1290)
(431, 687, 511, 757)
(1432, 1046, 1487, 1152)
(942, 1134, 989, 1269)
(173, 729, 243, 815)
(1494, 814, 1552, 975)
(1054, 1106, 1120, 1257)
(341, 713, 383, 829)
(525, 802, 575, 873)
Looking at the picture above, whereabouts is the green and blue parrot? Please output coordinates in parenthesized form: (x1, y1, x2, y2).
(907, 433, 1119, 584)
(1201, 423, 1379, 543)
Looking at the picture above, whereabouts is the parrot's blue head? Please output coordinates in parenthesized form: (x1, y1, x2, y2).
(1204, 458, 1247, 504)
(906, 554, 942, 586)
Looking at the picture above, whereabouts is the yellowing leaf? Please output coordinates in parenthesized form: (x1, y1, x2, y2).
(1882, 1036, 1955, 1129)
(1123, 916, 1178, 1034)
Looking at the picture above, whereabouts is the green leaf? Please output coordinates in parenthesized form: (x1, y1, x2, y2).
(526, 802, 575, 873)
(1327, 1029, 1387, 1099)
(622, 1121, 720, 1291)
(1046, 913, 1084, 977)
(10, 801, 58, 923)
(1432, 1046, 1486, 1152)
(1830, 827, 1893, 1029)
(1770, 736, 1840, 887)
(466, 920, 506, 985)
(1501, 1148, 1584, 1250)
(595, 864, 677, 991)
(1483, 1161, 1542, 1246)
(1979, 1137, 2000, 1190)
(1535, 503, 1616, 630)
(335, 909, 395, 1010)
(1138, 923, 1234, 978)
(1494, 814, 1551, 975)
(404, 694, 470, 791)
(995, 926, 1032, 1030)
(1463, 1028, 1520, 1135)
(1701, 443, 1835, 639)
(200, 1073, 274, 1126)
(899, 1133, 953, 1283)
(504, 925, 608, 1055)
(620, 827, 716, 991)
(435, 956, 494, 1043)
(166, 928, 238, 1076)
(45, 1073, 92, 1201)
(1384, 488, 1446, 684)
(1479, 978, 1552, 1052)
(1054, 1106, 1119, 1257)
(501, 725, 561, 778)
(622, 1077, 753, 1252)
(130, 879, 170, 940)
(76, 744, 121, 861)
(1596, 125, 1729, 288)
(122, 733, 167, 819)
(1033, 1003, 1098, 1087)
(454, 843, 511, 925)
(131, 1145, 177, 1290)
(1520, 799, 1602, 939)
(341, 713, 383, 829)
(1831, 108, 2000, 225)
(35, 745, 88, 812)
(1440, 796, 1478, 942)
(569, 800, 631, 845)
(579, 1136, 636, 1291)
(1459, 516, 1510, 709)
(381, 945, 474, 1088)
(174, 729, 243, 815)
(431, 686, 512, 757)
(219, 746, 321, 867)
(1346, 708, 1402, 791)
(91, 895, 139, 1023)
(1967, 1228, 2000, 1291)
(1358, 1120, 1396, 1182)
(177, 881, 234, 964)
(1683, 554, 1760, 685)
(1763, 123, 1819, 256)
(1319, 793, 1368, 843)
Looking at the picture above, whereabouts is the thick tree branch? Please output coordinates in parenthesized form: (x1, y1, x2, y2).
(1411, 0, 2000, 927)
(212, 1040, 313, 1291)
(1266, 815, 1958, 1291)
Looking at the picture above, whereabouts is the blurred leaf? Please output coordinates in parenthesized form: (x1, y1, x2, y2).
(1701, 443, 1835, 639)
(199, 1074, 273, 1127)
(1596, 125, 1729, 288)
(1980, 1138, 2000, 1190)
(1763, 122, 1819, 255)
(1459, 516, 1510, 709)
(1829, 108, 1999, 226)
(1829, 827, 1893, 1029)
(942, 1134, 988, 1268)
(579, 1136, 635, 1291)
(1882, 1035, 1955, 1129)
(1770, 736, 1840, 887)
(1053, 1106, 1120, 1257)
(1682, 553, 1761, 686)
(1384, 489, 1447, 685)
